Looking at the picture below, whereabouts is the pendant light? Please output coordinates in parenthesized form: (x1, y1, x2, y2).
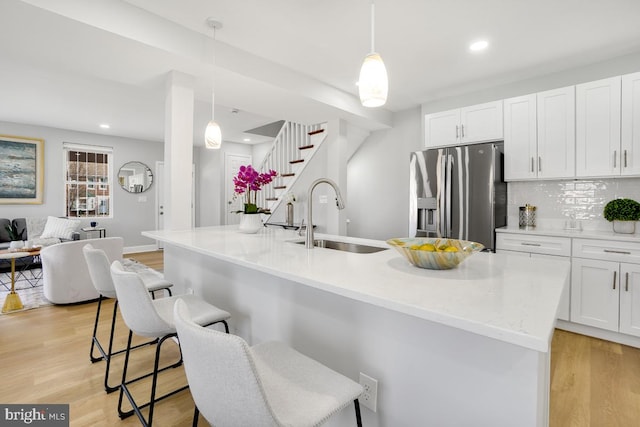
(205, 18, 222, 149)
(358, 1, 388, 108)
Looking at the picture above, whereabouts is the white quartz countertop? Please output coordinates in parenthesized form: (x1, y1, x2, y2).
(143, 226, 569, 353)
(497, 225, 640, 242)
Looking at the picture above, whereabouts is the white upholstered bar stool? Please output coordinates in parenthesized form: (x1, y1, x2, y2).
(173, 299, 364, 427)
(110, 261, 230, 427)
(83, 244, 174, 393)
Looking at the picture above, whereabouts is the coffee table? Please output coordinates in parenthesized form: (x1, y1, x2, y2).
(0, 250, 34, 313)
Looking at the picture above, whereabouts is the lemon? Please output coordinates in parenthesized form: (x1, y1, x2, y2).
(409, 244, 421, 250)
(443, 246, 459, 252)
(418, 243, 436, 252)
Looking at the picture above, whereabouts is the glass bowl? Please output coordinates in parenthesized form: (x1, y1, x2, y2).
(386, 237, 484, 270)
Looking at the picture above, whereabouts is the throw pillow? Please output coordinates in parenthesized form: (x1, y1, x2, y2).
(40, 216, 81, 240)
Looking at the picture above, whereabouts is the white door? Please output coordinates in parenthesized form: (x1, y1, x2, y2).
(156, 161, 165, 249)
(460, 100, 503, 144)
(571, 258, 619, 331)
(576, 76, 621, 177)
(504, 94, 537, 180)
(622, 71, 640, 176)
(424, 109, 460, 148)
(224, 153, 252, 225)
(155, 161, 195, 249)
(619, 262, 640, 337)
(537, 85, 576, 179)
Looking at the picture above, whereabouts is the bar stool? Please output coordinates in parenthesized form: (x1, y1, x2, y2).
(83, 244, 173, 393)
(110, 260, 231, 427)
(173, 299, 364, 427)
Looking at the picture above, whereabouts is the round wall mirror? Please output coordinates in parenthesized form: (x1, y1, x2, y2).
(118, 161, 153, 193)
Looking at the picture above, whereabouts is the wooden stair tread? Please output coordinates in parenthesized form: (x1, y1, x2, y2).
(307, 129, 325, 135)
(289, 159, 304, 164)
(298, 144, 314, 150)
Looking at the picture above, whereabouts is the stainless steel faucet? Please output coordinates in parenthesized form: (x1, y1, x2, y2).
(306, 178, 345, 249)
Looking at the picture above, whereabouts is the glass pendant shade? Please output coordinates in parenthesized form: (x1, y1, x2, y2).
(358, 52, 388, 107)
(204, 120, 222, 149)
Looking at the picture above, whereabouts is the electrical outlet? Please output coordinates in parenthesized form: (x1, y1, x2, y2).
(359, 372, 378, 412)
(318, 195, 328, 204)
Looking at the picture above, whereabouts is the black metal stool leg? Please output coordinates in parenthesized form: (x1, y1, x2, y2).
(89, 295, 105, 363)
(354, 399, 362, 427)
(192, 406, 200, 427)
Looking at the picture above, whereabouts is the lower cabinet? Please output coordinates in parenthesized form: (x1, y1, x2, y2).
(496, 233, 571, 320)
(571, 255, 640, 337)
(570, 238, 640, 337)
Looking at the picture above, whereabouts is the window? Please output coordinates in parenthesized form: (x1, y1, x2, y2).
(64, 143, 113, 218)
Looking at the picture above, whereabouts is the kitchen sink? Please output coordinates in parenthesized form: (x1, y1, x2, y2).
(293, 239, 388, 254)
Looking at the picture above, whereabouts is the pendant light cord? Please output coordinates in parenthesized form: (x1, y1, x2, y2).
(370, 2, 375, 54)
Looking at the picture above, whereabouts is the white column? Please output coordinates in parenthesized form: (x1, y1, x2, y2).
(164, 70, 195, 231)
(326, 119, 348, 236)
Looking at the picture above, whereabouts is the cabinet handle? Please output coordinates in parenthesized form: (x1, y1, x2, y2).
(613, 270, 617, 290)
(521, 242, 541, 247)
(455, 125, 459, 139)
(461, 124, 465, 137)
(538, 157, 542, 172)
(531, 157, 534, 173)
(626, 272, 629, 292)
(614, 150, 617, 168)
(624, 150, 628, 168)
(603, 249, 631, 255)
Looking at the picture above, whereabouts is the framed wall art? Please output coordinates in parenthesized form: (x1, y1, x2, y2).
(0, 134, 44, 204)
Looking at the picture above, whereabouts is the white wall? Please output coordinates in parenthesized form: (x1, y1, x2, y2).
(347, 108, 422, 240)
(0, 121, 163, 247)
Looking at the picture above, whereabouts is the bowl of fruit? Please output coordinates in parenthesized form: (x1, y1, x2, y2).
(386, 237, 484, 270)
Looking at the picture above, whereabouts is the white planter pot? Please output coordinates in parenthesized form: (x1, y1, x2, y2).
(9, 240, 24, 251)
(612, 220, 636, 234)
(238, 213, 263, 234)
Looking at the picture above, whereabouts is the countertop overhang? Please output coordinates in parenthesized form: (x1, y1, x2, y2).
(143, 226, 569, 353)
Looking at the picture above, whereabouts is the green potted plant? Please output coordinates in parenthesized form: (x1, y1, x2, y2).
(603, 198, 640, 234)
(4, 223, 24, 250)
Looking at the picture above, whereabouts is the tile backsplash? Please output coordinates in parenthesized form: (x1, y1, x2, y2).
(508, 178, 640, 231)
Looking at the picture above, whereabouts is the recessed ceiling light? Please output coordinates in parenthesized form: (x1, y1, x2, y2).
(99, 123, 110, 129)
(243, 138, 251, 142)
(469, 40, 489, 52)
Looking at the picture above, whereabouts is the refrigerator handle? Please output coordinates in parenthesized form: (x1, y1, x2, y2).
(445, 152, 453, 237)
(437, 154, 446, 237)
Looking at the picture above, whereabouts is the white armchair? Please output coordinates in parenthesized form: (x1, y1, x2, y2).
(41, 237, 124, 304)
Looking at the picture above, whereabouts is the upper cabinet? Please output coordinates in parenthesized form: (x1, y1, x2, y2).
(622, 72, 640, 176)
(576, 77, 622, 177)
(504, 86, 575, 180)
(424, 101, 503, 148)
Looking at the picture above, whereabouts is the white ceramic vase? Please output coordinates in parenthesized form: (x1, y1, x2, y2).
(238, 213, 263, 234)
(612, 220, 636, 234)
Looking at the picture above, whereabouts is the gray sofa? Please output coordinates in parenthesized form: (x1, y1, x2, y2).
(0, 217, 80, 273)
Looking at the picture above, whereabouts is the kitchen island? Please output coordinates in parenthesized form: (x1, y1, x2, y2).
(143, 226, 569, 427)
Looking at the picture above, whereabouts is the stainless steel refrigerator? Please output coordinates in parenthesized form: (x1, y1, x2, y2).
(409, 142, 507, 251)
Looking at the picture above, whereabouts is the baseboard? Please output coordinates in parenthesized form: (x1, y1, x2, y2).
(123, 244, 159, 254)
(556, 319, 640, 349)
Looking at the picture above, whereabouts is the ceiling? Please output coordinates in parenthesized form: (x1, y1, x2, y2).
(2, 0, 640, 146)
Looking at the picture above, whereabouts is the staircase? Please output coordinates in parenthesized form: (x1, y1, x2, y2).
(256, 121, 328, 221)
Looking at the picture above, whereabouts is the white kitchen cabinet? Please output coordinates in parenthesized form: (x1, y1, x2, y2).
(621, 71, 640, 176)
(504, 94, 537, 180)
(576, 76, 622, 177)
(496, 233, 571, 320)
(537, 86, 576, 178)
(504, 86, 575, 180)
(425, 101, 503, 148)
(571, 238, 640, 338)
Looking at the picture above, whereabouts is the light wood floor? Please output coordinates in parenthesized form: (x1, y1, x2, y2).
(1, 251, 639, 426)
